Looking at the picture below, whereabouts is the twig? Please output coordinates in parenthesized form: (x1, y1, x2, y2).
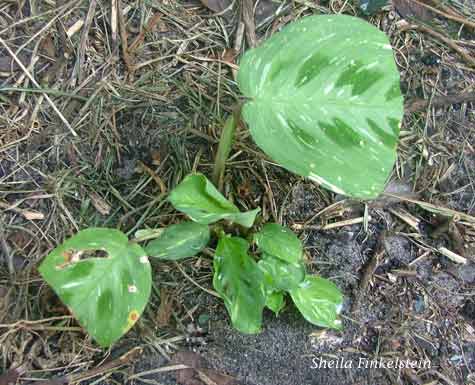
(405, 24, 475, 68)
(28, 347, 143, 385)
(242, 0, 257, 48)
(71, 0, 97, 85)
(174, 262, 220, 298)
(111, 0, 118, 50)
(351, 232, 386, 313)
(405, 92, 475, 112)
(128, 13, 162, 53)
(413, 0, 475, 30)
(127, 364, 189, 380)
(438, 247, 467, 264)
(117, 0, 134, 74)
(293, 216, 366, 231)
(0, 36, 77, 136)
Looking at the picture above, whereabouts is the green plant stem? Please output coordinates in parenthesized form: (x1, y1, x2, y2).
(212, 107, 240, 190)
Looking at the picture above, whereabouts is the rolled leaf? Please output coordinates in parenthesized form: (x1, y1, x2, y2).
(169, 173, 259, 228)
(290, 276, 343, 330)
(238, 14, 404, 199)
(38, 228, 152, 347)
(265, 291, 285, 315)
(145, 222, 210, 260)
(213, 236, 266, 333)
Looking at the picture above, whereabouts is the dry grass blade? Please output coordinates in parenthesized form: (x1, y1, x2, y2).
(0, 37, 77, 136)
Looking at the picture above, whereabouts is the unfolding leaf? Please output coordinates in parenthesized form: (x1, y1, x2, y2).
(254, 223, 303, 264)
(213, 236, 266, 333)
(265, 291, 285, 315)
(258, 254, 305, 291)
(359, 0, 390, 15)
(238, 15, 404, 199)
(145, 222, 210, 260)
(39, 228, 152, 347)
(290, 276, 343, 330)
(169, 173, 260, 228)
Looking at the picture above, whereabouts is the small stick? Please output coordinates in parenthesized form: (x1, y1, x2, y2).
(242, 0, 257, 48)
(174, 262, 220, 298)
(111, 0, 118, 49)
(438, 247, 467, 264)
(127, 364, 189, 380)
(71, 0, 97, 85)
(117, 0, 134, 74)
(412, 0, 475, 30)
(405, 92, 475, 112)
(405, 24, 475, 68)
(0, 37, 77, 136)
(28, 347, 143, 385)
(293, 216, 366, 231)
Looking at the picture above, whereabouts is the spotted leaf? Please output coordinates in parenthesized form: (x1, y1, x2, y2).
(238, 15, 404, 199)
(290, 275, 343, 330)
(145, 222, 210, 260)
(38, 228, 152, 347)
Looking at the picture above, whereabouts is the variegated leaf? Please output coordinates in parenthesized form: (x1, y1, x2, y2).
(238, 14, 404, 199)
(39, 229, 151, 347)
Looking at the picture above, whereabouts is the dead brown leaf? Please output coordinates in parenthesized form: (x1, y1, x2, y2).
(198, 368, 236, 385)
(88, 191, 111, 216)
(0, 368, 22, 385)
(156, 289, 174, 327)
(40, 34, 57, 59)
(200, 0, 232, 13)
(171, 351, 204, 385)
(393, 0, 433, 21)
(170, 351, 237, 385)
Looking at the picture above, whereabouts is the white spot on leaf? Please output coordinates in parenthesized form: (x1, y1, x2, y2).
(309, 173, 346, 195)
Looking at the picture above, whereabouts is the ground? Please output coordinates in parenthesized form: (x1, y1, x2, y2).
(1, 1, 475, 385)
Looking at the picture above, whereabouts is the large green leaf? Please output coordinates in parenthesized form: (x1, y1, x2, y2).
(258, 254, 305, 292)
(238, 15, 404, 199)
(168, 173, 260, 228)
(145, 222, 210, 260)
(38, 228, 152, 347)
(254, 223, 303, 264)
(290, 276, 343, 330)
(213, 236, 266, 333)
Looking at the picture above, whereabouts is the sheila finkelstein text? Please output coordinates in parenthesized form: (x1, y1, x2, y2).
(311, 356, 431, 370)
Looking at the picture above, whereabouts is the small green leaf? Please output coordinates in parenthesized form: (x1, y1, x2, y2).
(265, 291, 285, 315)
(145, 222, 210, 260)
(254, 223, 303, 264)
(290, 276, 343, 330)
(38, 228, 152, 347)
(169, 173, 260, 228)
(258, 254, 305, 292)
(213, 236, 266, 333)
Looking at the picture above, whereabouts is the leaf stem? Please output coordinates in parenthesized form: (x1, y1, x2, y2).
(212, 105, 241, 190)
